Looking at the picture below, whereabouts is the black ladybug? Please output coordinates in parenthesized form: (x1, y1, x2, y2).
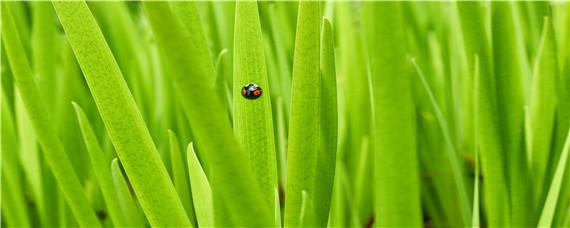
(241, 83, 263, 100)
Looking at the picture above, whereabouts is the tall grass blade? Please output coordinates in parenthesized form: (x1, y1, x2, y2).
(186, 143, 214, 227)
(53, 1, 190, 226)
(364, 2, 422, 226)
(458, 2, 510, 226)
(168, 130, 197, 226)
(284, 1, 322, 226)
(1, 3, 101, 226)
(110, 159, 147, 226)
(492, 2, 533, 225)
(143, 2, 272, 225)
(72, 102, 128, 227)
(311, 18, 337, 227)
(412, 58, 471, 223)
(530, 16, 559, 205)
(1, 91, 30, 227)
(538, 129, 570, 227)
(472, 56, 481, 228)
(233, 0, 278, 212)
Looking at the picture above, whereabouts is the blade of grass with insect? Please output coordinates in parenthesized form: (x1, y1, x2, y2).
(530, 16, 558, 206)
(458, 2, 510, 226)
(538, 128, 570, 227)
(168, 130, 197, 226)
(186, 143, 214, 227)
(364, 2, 422, 226)
(1, 3, 101, 227)
(233, 0, 278, 213)
(110, 159, 147, 226)
(144, 2, 273, 226)
(284, 1, 322, 226)
(52, 1, 191, 226)
(412, 58, 471, 224)
(72, 102, 128, 227)
(1, 91, 30, 227)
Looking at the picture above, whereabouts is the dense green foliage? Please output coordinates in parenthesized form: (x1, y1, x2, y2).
(1, 1, 569, 227)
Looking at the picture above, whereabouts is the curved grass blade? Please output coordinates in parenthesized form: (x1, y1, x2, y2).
(538, 129, 570, 227)
(110, 159, 147, 226)
(72, 102, 128, 227)
(530, 16, 559, 205)
(52, 2, 191, 226)
(168, 130, 197, 226)
(284, 1, 322, 226)
(412, 58, 471, 224)
(311, 18, 337, 227)
(364, 2, 422, 226)
(233, 0, 278, 213)
(1, 4, 101, 226)
(143, 2, 272, 226)
(186, 143, 214, 227)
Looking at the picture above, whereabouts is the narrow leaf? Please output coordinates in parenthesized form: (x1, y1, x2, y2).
(1, 3, 101, 226)
(52, 1, 191, 226)
(530, 16, 559, 204)
(538, 129, 570, 226)
(186, 143, 214, 227)
(311, 18, 337, 227)
(72, 102, 129, 227)
(110, 159, 147, 226)
(168, 130, 197, 226)
(284, 2, 322, 226)
(364, 2, 422, 226)
(233, 0, 278, 212)
(412, 58, 471, 223)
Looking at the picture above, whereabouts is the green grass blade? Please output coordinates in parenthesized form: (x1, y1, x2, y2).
(530, 16, 559, 205)
(491, 2, 533, 225)
(458, 3, 510, 226)
(52, 2, 191, 226)
(1, 3, 101, 227)
(538, 129, 570, 226)
(110, 159, 147, 226)
(72, 102, 128, 227)
(186, 143, 214, 227)
(1, 91, 30, 227)
(364, 2, 422, 226)
(143, 2, 273, 226)
(311, 18, 337, 227)
(214, 49, 232, 121)
(299, 190, 313, 227)
(168, 130, 197, 226)
(233, 0, 278, 213)
(274, 187, 282, 227)
(284, 1, 322, 226)
(412, 58, 471, 224)
(472, 56, 481, 228)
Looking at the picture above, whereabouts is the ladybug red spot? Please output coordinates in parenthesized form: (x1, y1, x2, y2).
(253, 90, 261, 96)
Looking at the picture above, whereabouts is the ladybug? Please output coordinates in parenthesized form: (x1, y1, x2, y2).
(241, 83, 263, 100)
